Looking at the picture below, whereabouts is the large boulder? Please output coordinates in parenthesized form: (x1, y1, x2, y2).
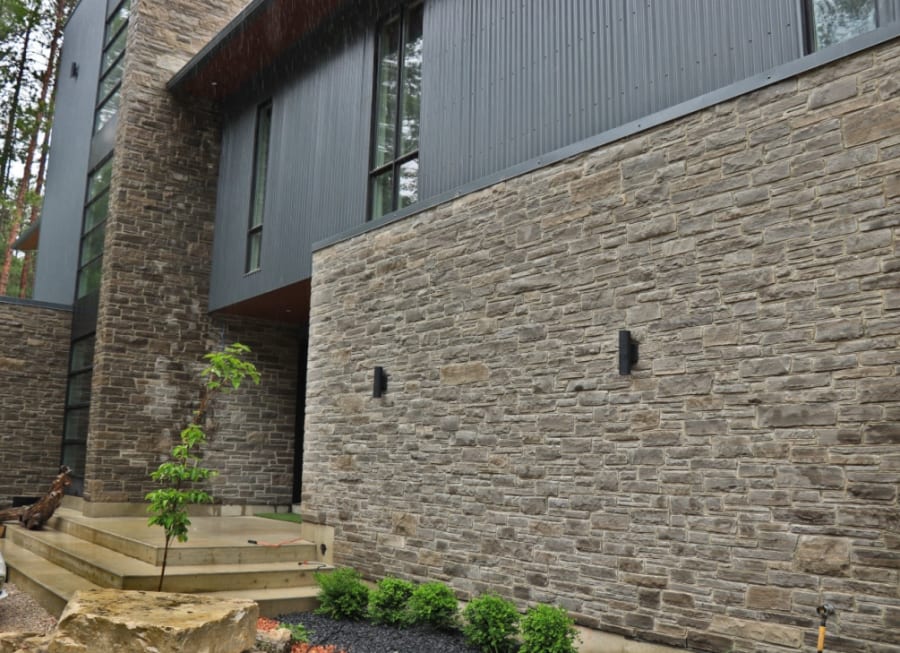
(47, 589, 258, 653)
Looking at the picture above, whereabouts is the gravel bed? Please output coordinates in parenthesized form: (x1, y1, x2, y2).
(0, 583, 57, 635)
(278, 612, 482, 653)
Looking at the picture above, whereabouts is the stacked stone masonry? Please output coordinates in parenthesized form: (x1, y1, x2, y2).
(304, 38, 900, 652)
(0, 301, 70, 504)
(86, 0, 297, 505)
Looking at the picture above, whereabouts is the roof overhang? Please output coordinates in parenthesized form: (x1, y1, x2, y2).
(12, 221, 40, 251)
(168, 0, 348, 101)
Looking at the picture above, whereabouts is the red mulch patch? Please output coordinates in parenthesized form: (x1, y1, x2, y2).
(257, 617, 349, 653)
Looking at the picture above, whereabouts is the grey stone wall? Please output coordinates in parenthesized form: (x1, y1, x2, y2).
(84, 0, 298, 505)
(0, 300, 71, 504)
(303, 38, 900, 652)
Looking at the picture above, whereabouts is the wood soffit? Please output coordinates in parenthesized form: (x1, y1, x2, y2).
(168, 0, 347, 102)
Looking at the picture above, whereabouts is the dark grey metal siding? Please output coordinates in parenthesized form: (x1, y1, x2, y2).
(32, 0, 106, 305)
(209, 29, 372, 311)
(209, 0, 899, 312)
(420, 0, 803, 195)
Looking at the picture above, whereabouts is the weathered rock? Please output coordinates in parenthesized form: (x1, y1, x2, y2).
(795, 536, 851, 576)
(0, 632, 52, 653)
(253, 628, 292, 653)
(47, 589, 257, 653)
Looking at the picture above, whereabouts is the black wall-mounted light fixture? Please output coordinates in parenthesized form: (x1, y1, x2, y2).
(373, 366, 388, 397)
(70, 61, 79, 79)
(618, 330, 639, 375)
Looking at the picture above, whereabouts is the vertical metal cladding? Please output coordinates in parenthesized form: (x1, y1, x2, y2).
(211, 0, 900, 311)
(32, 0, 107, 306)
(421, 0, 802, 197)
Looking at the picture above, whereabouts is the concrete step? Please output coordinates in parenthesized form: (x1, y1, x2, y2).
(203, 586, 321, 618)
(6, 525, 330, 593)
(0, 538, 100, 617)
(46, 508, 318, 566)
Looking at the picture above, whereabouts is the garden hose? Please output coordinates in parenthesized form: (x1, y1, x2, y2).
(816, 604, 835, 652)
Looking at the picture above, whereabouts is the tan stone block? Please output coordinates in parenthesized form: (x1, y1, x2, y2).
(49, 589, 256, 653)
(440, 362, 489, 385)
(795, 536, 851, 576)
(710, 615, 802, 647)
(746, 585, 792, 610)
(842, 97, 900, 146)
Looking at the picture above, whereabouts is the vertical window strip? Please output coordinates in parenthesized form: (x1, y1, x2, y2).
(76, 159, 112, 299)
(246, 101, 273, 273)
(94, 0, 130, 132)
(369, 3, 423, 220)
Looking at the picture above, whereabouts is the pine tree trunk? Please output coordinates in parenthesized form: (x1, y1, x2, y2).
(0, 15, 33, 193)
(0, 0, 63, 295)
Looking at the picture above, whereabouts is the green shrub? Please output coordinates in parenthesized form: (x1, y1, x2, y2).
(519, 604, 578, 653)
(369, 577, 416, 626)
(408, 581, 459, 630)
(462, 593, 520, 653)
(314, 567, 370, 620)
(279, 621, 309, 643)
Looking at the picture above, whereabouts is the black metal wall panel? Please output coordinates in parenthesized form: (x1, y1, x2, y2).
(210, 0, 900, 312)
(209, 28, 371, 311)
(420, 0, 803, 197)
(32, 0, 106, 306)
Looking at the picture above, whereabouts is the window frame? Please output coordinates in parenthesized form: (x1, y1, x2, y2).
(802, 0, 879, 53)
(367, 2, 423, 220)
(245, 99, 273, 274)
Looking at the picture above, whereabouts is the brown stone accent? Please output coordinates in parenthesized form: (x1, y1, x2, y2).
(84, 0, 296, 505)
(0, 300, 70, 504)
(304, 38, 900, 651)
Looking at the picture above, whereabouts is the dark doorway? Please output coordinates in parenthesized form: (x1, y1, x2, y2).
(292, 324, 309, 504)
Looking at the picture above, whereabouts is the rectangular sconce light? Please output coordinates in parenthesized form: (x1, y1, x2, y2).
(373, 366, 388, 397)
(618, 330, 639, 375)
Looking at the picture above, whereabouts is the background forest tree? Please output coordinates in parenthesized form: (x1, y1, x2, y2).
(0, 0, 72, 298)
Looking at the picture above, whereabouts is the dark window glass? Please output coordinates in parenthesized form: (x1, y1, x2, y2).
(69, 338, 95, 373)
(246, 101, 272, 273)
(67, 371, 93, 407)
(811, 0, 876, 49)
(94, 0, 130, 132)
(369, 3, 423, 220)
(77, 160, 112, 299)
(76, 257, 103, 298)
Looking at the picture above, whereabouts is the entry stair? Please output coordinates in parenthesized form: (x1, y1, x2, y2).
(0, 507, 331, 617)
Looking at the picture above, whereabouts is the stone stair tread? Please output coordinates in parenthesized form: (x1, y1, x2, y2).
(0, 538, 101, 615)
(9, 526, 327, 580)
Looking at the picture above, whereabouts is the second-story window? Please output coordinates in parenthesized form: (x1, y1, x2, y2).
(808, 0, 876, 50)
(76, 157, 112, 298)
(246, 100, 272, 273)
(369, 3, 423, 220)
(94, 0, 130, 132)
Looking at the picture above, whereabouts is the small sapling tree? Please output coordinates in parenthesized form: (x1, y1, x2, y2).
(146, 342, 260, 590)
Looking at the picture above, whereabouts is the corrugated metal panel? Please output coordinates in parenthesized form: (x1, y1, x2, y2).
(33, 0, 106, 305)
(879, 0, 900, 24)
(209, 27, 371, 311)
(421, 0, 801, 197)
(211, 0, 837, 310)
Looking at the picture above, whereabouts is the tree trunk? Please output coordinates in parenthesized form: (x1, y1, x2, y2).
(0, 11, 33, 194)
(0, 466, 72, 528)
(0, 0, 63, 295)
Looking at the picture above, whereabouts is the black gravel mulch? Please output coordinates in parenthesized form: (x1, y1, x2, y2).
(277, 612, 482, 653)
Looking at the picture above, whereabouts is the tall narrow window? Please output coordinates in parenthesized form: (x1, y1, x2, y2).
(94, 0, 130, 132)
(808, 0, 876, 50)
(76, 158, 112, 298)
(369, 3, 423, 220)
(246, 101, 272, 273)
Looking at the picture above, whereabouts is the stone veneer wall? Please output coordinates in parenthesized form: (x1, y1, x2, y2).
(303, 38, 900, 652)
(84, 0, 298, 505)
(0, 300, 71, 504)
